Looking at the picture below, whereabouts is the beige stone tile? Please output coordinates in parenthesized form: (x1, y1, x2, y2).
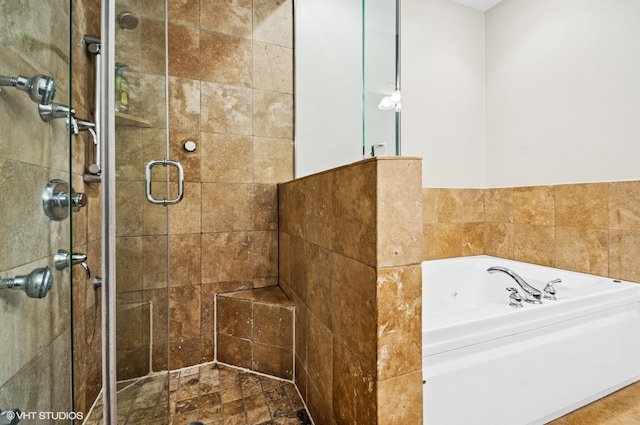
(422, 188, 438, 224)
(201, 183, 254, 232)
(306, 313, 333, 410)
(170, 337, 202, 370)
(278, 231, 291, 288)
(609, 230, 640, 282)
(434, 223, 463, 259)
(253, 136, 294, 184)
(252, 90, 293, 139)
(505, 228, 534, 274)
(143, 235, 169, 290)
(131, 72, 169, 127)
(253, 42, 293, 93)
(143, 199, 169, 236)
(609, 181, 640, 231)
(306, 243, 333, 330)
(168, 0, 199, 27)
(201, 82, 252, 135)
(201, 132, 253, 183)
(377, 371, 423, 425)
(170, 285, 201, 339)
(217, 334, 253, 370)
(377, 266, 422, 380)
(302, 172, 333, 250)
(201, 232, 254, 283)
(200, 30, 252, 87)
(485, 187, 513, 223)
(116, 180, 144, 237)
(252, 230, 278, 279)
(116, 237, 143, 293)
(422, 223, 437, 261)
(331, 254, 377, 367)
(377, 159, 423, 267)
(513, 224, 555, 266)
(200, 0, 252, 38)
(332, 339, 376, 424)
(279, 179, 305, 239)
(555, 227, 608, 276)
(253, 0, 293, 48)
(115, 127, 144, 181)
(332, 162, 377, 265)
(168, 77, 201, 131)
(170, 130, 201, 183)
(140, 19, 166, 75)
(253, 184, 278, 231)
(555, 183, 608, 228)
(513, 185, 554, 225)
(253, 303, 293, 348)
(252, 342, 293, 380)
(436, 188, 484, 223)
(168, 23, 200, 80)
(169, 233, 201, 287)
(289, 236, 309, 306)
(169, 182, 202, 234)
(462, 222, 485, 256)
(216, 296, 252, 339)
(305, 379, 332, 425)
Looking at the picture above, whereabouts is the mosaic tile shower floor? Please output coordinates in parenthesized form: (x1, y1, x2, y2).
(84, 363, 312, 425)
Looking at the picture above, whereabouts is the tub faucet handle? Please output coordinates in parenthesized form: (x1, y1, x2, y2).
(506, 287, 523, 308)
(544, 279, 561, 300)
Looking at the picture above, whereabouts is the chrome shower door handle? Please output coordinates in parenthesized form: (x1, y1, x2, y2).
(145, 159, 184, 206)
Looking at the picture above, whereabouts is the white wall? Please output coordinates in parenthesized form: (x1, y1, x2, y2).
(402, 0, 640, 188)
(485, 0, 640, 187)
(401, 0, 486, 188)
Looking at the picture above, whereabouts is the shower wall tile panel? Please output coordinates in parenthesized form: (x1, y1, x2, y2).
(164, 0, 294, 370)
(279, 157, 424, 424)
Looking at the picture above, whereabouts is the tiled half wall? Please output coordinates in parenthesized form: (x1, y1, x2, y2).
(423, 181, 640, 281)
(279, 157, 424, 424)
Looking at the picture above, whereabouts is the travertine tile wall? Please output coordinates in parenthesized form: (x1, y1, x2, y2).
(0, 0, 75, 419)
(70, 0, 104, 416)
(423, 182, 640, 281)
(280, 158, 424, 425)
(164, 0, 293, 369)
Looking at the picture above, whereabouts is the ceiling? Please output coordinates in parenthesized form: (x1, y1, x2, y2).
(448, 0, 504, 12)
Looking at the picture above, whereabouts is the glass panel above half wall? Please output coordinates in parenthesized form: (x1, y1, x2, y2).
(295, 0, 400, 178)
(364, 0, 401, 159)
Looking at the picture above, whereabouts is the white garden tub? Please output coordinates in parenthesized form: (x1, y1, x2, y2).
(422, 255, 640, 425)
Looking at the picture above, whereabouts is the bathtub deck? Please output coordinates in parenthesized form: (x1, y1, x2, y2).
(548, 380, 640, 424)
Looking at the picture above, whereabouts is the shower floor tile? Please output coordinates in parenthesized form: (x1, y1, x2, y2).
(84, 363, 312, 425)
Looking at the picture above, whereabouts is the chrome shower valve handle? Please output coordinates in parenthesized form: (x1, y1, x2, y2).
(55, 250, 91, 279)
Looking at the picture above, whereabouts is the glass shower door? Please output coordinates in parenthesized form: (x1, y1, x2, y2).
(113, 0, 172, 422)
(0, 0, 74, 421)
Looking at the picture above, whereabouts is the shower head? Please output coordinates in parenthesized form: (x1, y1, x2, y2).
(118, 11, 139, 30)
(0, 74, 56, 105)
